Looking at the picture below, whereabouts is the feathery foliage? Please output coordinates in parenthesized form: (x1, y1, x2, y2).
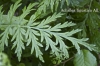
(0, 0, 100, 66)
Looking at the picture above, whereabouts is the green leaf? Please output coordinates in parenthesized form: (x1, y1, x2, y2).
(0, 26, 12, 51)
(20, 3, 38, 20)
(36, 13, 63, 28)
(0, 52, 11, 66)
(0, 0, 98, 64)
(11, 27, 25, 61)
(25, 28, 44, 62)
(50, 0, 55, 12)
(66, 0, 69, 6)
(38, 0, 60, 12)
(7, 0, 21, 23)
(74, 49, 97, 66)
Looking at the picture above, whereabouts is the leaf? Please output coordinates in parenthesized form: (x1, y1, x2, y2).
(66, 0, 69, 6)
(65, 29, 82, 36)
(64, 37, 92, 54)
(0, 5, 3, 22)
(11, 27, 26, 61)
(50, 0, 55, 12)
(0, 52, 11, 66)
(74, 49, 97, 66)
(7, 0, 21, 23)
(20, 3, 38, 20)
(0, 0, 98, 63)
(55, 0, 59, 11)
(38, 0, 60, 12)
(25, 28, 44, 62)
(0, 26, 12, 51)
(36, 13, 63, 28)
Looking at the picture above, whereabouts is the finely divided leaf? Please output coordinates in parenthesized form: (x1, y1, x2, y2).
(11, 27, 25, 61)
